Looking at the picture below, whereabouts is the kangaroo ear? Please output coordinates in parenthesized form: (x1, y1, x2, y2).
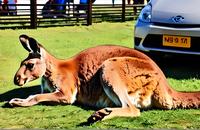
(19, 34, 40, 54)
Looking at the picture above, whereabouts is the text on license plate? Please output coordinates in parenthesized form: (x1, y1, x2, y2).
(163, 35, 191, 48)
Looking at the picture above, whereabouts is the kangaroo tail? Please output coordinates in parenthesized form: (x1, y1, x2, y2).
(171, 90, 200, 109)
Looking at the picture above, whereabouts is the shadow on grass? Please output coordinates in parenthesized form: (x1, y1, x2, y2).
(153, 55, 200, 79)
(0, 85, 41, 102)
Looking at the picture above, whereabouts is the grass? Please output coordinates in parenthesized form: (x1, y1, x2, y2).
(0, 21, 200, 129)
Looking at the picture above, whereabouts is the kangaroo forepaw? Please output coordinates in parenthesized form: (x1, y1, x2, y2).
(87, 108, 112, 123)
(9, 95, 37, 107)
(9, 98, 26, 107)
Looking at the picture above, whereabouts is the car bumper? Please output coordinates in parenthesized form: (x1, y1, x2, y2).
(134, 20, 200, 55)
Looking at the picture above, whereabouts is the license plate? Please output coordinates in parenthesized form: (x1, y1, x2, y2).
(163, 35, 191, 48)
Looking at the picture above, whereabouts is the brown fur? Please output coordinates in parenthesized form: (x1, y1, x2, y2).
(10, 35, 200, 123)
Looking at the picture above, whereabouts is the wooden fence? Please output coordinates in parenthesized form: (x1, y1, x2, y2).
(0, 0, 144, 29)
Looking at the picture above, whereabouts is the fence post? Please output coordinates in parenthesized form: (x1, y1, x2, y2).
(87, 0, 92, 26)
(30, 0, 37, 29)
(122, 0, 126, 22)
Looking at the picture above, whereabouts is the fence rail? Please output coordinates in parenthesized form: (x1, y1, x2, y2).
(0, 1, 144, 29)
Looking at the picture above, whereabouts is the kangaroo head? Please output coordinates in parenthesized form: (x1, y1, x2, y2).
(14, 35, 46, 86)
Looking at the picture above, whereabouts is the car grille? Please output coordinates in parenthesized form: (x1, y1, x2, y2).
(143, 34, 200, 52)
(134, 37, 142, 46)
(153, 22, 200, 28)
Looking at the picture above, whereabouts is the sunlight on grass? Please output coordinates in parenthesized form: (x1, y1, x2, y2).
(168, 78, 200, 91)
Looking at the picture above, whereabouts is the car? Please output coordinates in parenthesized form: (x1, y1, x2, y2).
(134, 0, 200, 56)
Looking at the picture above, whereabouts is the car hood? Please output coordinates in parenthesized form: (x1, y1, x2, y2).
(151, 0, 200, 24)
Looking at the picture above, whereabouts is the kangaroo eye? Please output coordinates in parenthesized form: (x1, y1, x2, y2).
(26, 63, 34, 70)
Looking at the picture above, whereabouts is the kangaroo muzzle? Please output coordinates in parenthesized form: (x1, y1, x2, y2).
(14, 74, 27, 86)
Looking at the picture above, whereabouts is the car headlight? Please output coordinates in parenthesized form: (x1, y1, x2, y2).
(139, 4, 152, 23)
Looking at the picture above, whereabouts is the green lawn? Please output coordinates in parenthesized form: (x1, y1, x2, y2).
(0, 21, 200, 129)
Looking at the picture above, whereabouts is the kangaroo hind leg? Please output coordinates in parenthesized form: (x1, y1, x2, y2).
(87, 58, 140, 123)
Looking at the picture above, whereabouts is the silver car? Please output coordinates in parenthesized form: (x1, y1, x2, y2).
(134, 0, 200, 55)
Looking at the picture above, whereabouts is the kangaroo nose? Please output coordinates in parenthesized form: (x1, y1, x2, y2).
(14, 75, 20, 86)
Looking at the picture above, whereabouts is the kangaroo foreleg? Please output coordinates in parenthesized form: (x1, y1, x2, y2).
(9, 91, 68, 107)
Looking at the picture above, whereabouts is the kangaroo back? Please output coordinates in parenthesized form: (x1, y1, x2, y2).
(74, 45, 165, 85)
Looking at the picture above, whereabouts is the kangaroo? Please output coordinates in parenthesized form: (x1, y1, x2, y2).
(10, 34, 200, 123)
